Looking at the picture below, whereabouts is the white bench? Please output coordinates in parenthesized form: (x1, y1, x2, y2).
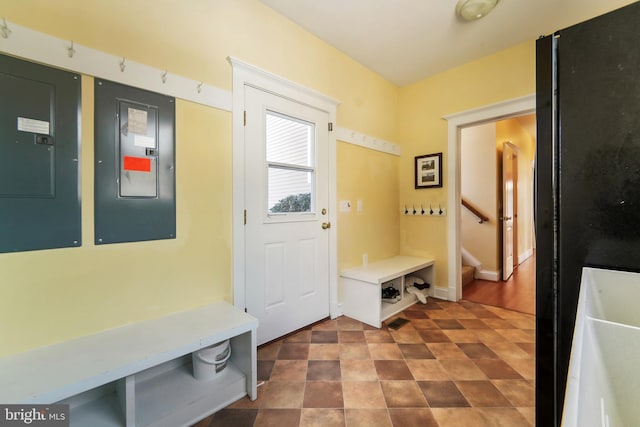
(0, 302, 257, 427)
(340, 256, 435, 327)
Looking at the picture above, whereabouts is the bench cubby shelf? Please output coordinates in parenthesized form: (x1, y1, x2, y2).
(340, 256, 435, 328)
(0, 302, 257, 427)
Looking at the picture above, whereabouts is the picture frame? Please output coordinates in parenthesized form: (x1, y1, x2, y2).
(415, 152, 443, 189)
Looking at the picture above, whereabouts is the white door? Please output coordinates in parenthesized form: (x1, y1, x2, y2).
(502, 142, 517, 281)
(244, 85, 330, 345)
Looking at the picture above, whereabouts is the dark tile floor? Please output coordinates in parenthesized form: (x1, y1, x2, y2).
(193, 298, 535, 427)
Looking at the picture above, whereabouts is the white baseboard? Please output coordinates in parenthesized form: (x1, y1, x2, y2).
(433, 286, 451, 301)
(517, 249, 534, 264)
(477, 270, 500, 282)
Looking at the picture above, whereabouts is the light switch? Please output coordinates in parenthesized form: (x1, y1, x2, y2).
(357, 199, 363, 212)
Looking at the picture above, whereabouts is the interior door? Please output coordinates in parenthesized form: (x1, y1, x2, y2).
(502, 142, 517, 281)
(244, 85, 330, 345)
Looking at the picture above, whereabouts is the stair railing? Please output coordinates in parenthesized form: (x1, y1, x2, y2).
(461, 198, 489, 224)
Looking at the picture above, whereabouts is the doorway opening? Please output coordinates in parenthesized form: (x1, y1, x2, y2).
(457, 115, 536, 315)
(444, 94, 536, 307)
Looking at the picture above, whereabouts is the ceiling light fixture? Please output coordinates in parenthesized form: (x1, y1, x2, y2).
(456, 0, 500, 21)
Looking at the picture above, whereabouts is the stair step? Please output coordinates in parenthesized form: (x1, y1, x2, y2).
(462, 265, 475, 287)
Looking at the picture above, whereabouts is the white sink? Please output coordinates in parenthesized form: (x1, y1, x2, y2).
(562, 268, 640, 426)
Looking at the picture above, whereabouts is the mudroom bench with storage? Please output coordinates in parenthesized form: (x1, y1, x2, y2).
(340, 255, 435, 328)
(0, 302, 257, 427)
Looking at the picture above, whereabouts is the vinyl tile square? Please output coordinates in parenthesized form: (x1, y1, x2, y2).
(340, 359, 378, 381)
(426, 343, 469, 359)
(254, 409, 301, 427)
(339, 343, 371, 360)
(311, 330, 338, 343)
(474, 359, 524, 379)
(342, 381, 387, 408)
(387, 408, 439, 427)
(457, 343, 499, 359)
(374, 360, 414, 380)
(380, 380, 428, 407)
(439, 359, 488, 380)
(405, 359, 450, 380)
(270, 360, 308, 381)
(418, 381, 471, 408)
(492, 379, 535, 406)
(308, 343, 340, 360)
(299, 408, 345, 427)
(307, 360, 341, 381)
(338, 330, 366, 343)
(476, 407, 533, 427)
(302, 381, 343, 408)
(398, 343, 435, 359)
(344, 409, 392, 427)
(418, 330, 452, 343)
(261, 381, 306, 408)
(364, 330, 395, 343)
(278, 343, 310, 360)
(455, 381, 511, 407)
(368, 343, 403, 359)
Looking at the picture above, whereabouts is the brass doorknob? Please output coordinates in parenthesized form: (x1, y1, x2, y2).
(322, 222, 331, 230)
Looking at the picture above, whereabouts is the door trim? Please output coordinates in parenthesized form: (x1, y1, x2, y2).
(444, 94, 535, 301)
(229, 57, 340, 319)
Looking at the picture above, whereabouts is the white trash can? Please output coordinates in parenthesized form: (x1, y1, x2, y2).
(192, 339, 231, 381)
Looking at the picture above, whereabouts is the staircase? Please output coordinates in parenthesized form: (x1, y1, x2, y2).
(462, 264, 476, 287)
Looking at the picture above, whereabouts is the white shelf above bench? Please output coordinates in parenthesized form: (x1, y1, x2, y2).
(0, 302, 257, 427)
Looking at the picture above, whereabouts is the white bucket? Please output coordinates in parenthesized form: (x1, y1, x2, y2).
(192, 340, 231, 381)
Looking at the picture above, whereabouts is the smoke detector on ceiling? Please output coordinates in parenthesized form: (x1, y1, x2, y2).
(456, 0, 500, 21)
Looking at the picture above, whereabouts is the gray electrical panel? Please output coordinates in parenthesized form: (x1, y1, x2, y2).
(0, 54, 81, 253)
(94, 79, 175, 244)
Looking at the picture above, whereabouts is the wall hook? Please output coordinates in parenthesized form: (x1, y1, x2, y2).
(161, 70, 167, 84)
(439, 204, 443, 215)
(67, 41, 76, 58)
(429, 204, 434, 215)
(404, 205, 408, 215)
(119, 57, 126, 72)
(421, 204, 425, 215)
(1, 18, 11, 39)
(196, 82, 203, 93)
(412, 204, 417, 215)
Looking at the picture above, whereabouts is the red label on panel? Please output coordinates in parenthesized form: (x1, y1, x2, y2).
(123, 156, 151, 172)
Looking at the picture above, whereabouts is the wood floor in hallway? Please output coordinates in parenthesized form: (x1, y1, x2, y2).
(463, 254, 535, 315)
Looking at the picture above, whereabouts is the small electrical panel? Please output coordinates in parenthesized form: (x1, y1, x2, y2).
(0, 54, 81, 252)
(94, 79, 175, 244)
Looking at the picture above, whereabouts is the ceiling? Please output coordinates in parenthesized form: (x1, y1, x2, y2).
(261, 0, 637, 87)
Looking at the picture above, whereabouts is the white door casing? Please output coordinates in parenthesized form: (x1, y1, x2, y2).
(229, 58, 340, 343)
(445, 94, 535, 301)
(244, 85, 330, 344)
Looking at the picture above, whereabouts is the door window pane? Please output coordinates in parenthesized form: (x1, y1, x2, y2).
(268, 168, 312, 213)
(266, 111, 315, 214)
(266, 112, 312, 166)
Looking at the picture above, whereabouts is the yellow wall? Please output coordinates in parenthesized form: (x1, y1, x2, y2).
(461, 123, 499, 272)
(1, 0, 539, 357)
(337, 143, 400, 270)
(0, 0, 400, 357)
(397, 41, 536, 290)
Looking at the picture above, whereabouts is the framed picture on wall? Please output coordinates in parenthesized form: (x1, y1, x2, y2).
(415, 152, 443, 189)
